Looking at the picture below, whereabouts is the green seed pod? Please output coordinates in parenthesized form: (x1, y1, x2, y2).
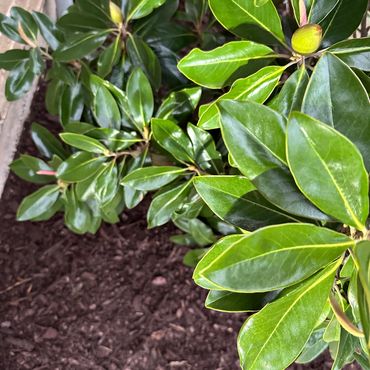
(291, 24, 323, 55)
(110, 1, 123, 25)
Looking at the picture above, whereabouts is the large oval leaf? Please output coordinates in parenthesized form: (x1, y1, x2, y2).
(198, 66, 285, 129)
(178, 41, 274, 89)
(219, 100, 287, 179)
(209, 0, 286, 45)
(287, 112, 369, 230)
(194, 175, 299, 229)
(238, 262, 340, 370)
(194, 223, 351, 292)
(302, 53, 370, 171)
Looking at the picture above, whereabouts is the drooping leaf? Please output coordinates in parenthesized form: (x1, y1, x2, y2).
(194, 223, 351, 292)
(287, 112, 369, 230)
(302, 53, 370, 170)
(237, 262, 340, 370)
(97, 34, 121, 78)
(60, 83, 84, 126)
(178, 41, 275, 89)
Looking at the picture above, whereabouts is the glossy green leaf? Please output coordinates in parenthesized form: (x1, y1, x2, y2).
(127, 68, 154, 130)
(287, 112, 369, 230)
(126, 34, 161, 89)
(127, 0, 167, 20)
(156, 87, 202, 122)
(53, 31, 109, 62)
(147, 181, 192, 228)
(57, 152, 107, 182)
(5, 59, 36, 101)
(183, 248, 208, 267)
(10, 7, 38, 41)
(252, 167, 333, 221)
(57, 12, 111, 33)
(60, 83, 84, 126)
(32, 11, 61, 50)
(31, 122, 68, 160)
(152, 118, 194, 164)
(329, 38, 370, 72)
(194, 176, 298, 229)
(0, 13, 24, 44)
(187, 123, 222, 174)
(331, 327, 358, 370)
(94, 161, 119, 205)
(194, 223, 350, 292)
(269, 66, 309, 117)
(206, 290, 280, 313)
(208, 0, 285, 44)
(219, 100, 286, 179)
(10, 155, 54, 184)
(178, 41, 274, 89)
(237, 262, 339, 370)
(188, 218, 216, 247)
(308, 0, 339, 24)
(198, 66, 284, 129)
(122, 166, 187, 191)
(0, 49, 29, 70)
(97, 34, 121, 78)
(320, 0, 368, 47)
(92, 84, 121, 129)
(17, 185, 60, 221)
(60, 133, 109, 154)
(302, 53, 370, 170)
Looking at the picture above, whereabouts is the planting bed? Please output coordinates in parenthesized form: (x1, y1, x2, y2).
(0, 84, 356, 369)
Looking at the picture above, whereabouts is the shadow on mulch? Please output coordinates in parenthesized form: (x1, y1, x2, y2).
(0, 83, 358, 370)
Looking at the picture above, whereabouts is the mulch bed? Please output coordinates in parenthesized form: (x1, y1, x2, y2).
(0, 83, 357, 369)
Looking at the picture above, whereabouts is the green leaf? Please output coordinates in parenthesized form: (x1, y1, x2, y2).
(188, 218, 216, 247)
(198, 65, 284, 129)
(126, 34, 161, 89)
(219, 100, 286, 179)
(126, 68, 154, 130)
(92, 84, 121, 129)
(53, 31, 109, 62)
(187, 123, 222, 174)
(329, 38, 370, 72)
(156, 87, 202, 122)
(5, 59, 36, 101)
(0, 13, 24, 44)
(57, 12, 111, 33)
(308, 0, 339, 24)
(57, 152, 107, 182)
(122, 166, 187, 191)
(97, 34, 121, 78)
(237, 262, 340, 370)
(287, 112, 369, 230)
(31, 122, 68, 159)
(94, 161, 119, 205)
(60, 83, 84, 126)
(60, 133, 109, 154)
(194, 176, 298, 229)
(302, 53, 370, 170)
(320, 0, 368, 47)
(17, 185, 60, 221)
(206, 290, 280, 313)
(269, 66, 309, 117)
(127, 0, 167, 20)
(152, 118, 194, 164)
(208, 0, 286, 44)
(331, 327, 358, 370)
(147, 181, 192, 228)
(10, 155, 54, 184)
(178, 41, 274, 89)
(183, 247, 208, 267)
(252, 167, 333, 221)
(10, 7, 38, 41)
(194, 223, 350, 292)
(32, 11, 61, 50)
(0, 49, 29, 70)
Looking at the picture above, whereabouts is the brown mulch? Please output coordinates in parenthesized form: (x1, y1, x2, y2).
(0, 83, 358, 370)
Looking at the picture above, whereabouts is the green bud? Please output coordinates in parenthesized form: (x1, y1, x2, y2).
(110, 1, 123, 25)
(291, 24, 323, 55)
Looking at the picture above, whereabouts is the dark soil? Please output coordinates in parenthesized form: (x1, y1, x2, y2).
(0, 84, 358, 370)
